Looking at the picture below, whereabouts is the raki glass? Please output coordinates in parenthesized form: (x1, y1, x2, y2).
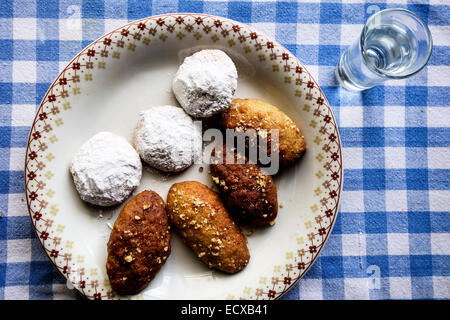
(335, 8, 432, 91)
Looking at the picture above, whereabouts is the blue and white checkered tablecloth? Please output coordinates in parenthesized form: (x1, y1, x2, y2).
(0, 0, 449, 300)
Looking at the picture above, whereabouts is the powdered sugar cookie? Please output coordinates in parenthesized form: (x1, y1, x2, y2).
(70, 131, 142, 206)
(172, 49, 238, 118)
(134, 106, 202, 172)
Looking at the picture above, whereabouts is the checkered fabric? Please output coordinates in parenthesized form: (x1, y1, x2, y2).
(0, 0, 449, 300)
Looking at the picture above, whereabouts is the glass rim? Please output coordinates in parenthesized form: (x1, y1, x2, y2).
(359, 8, 433, 80)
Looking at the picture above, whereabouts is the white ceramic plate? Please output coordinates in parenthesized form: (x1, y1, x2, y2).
(25, 14, 342, 300)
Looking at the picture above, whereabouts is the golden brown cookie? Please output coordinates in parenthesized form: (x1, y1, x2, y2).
(167, 181, 250, 273)
(221, 98, 306, 166)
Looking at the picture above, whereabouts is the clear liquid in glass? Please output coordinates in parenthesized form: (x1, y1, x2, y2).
(335, 9, 432, 91)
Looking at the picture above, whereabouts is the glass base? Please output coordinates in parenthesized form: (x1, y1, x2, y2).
(334, 53, 372, 91)
(335, 64, 367, 91)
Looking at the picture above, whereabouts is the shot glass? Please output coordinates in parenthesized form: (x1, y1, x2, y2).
(335, 8, 432, 91)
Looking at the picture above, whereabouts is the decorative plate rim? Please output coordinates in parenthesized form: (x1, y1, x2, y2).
(24, 13, 343, 300)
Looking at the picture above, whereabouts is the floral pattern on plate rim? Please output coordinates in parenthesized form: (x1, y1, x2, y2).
(24, 13, 343, 300)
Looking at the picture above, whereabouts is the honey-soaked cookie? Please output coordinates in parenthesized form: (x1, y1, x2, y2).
(221, 98, 306, 166)
(210, 145, 278, 226)
(167, 181, 249, 273)
(106, 190, 170, 295)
